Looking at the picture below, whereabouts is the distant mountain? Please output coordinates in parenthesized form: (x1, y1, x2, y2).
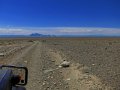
(0, 33, 120, 38)
(0, 33, 56, 38)
(29, 33, 54, 37)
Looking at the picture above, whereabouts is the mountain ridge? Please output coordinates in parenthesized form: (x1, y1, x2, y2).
(0, 33, 120, 38)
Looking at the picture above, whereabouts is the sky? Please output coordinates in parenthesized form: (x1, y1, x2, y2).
(0, 0, 120, 35)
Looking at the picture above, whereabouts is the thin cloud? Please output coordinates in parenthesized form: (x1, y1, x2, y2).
(57, 27, 120, 35)
(0, 27, 120, 35)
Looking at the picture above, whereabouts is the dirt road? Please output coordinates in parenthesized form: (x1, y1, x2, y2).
(1, 41, 113, 90)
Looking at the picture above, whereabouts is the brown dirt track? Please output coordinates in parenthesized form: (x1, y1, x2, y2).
(0, 38, 120, 90)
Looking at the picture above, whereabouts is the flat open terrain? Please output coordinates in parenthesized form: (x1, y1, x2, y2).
(0, 38, 120, 90)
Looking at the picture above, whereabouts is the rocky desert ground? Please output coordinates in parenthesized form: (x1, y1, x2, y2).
(0, 38, 120, 90)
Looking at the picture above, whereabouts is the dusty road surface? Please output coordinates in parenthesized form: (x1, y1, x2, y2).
(0, 38, 119, 90)
(0, 41, 68, 90)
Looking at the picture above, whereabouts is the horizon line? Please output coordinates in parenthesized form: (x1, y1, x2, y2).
(0, 27, 120, 35)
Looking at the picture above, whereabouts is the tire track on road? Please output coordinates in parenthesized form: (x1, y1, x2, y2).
(25, 42, 43, 90)
(7, 41, 43, 90)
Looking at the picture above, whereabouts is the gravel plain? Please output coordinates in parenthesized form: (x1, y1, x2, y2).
(0, 38, 120, 90)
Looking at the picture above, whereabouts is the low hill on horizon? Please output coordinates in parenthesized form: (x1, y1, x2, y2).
(0, 33, 120, 38)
